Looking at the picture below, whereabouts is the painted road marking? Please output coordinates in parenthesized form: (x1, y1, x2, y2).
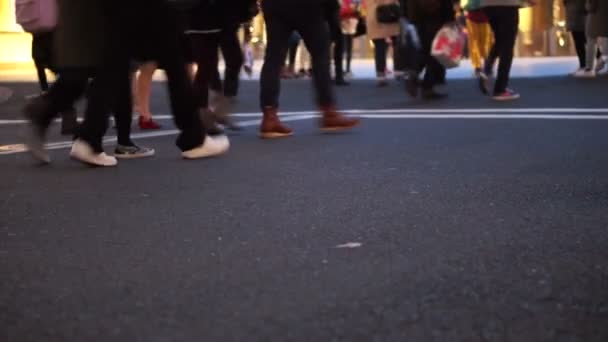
(3, 108, 608, 156)
(355, 114, 608, 120)
(0, 115, 316, 156)
(2, 108, 608, 125)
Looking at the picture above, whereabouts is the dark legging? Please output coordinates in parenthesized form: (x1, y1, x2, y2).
(36, 66, 131, 152)
(35, 63, 49, 91)
(36, 2, 205, 153)
(32, 32, 53, 92)
(571, 30, 602, 69)
(415, 21, 445, 90)
(191, 33, 221, 109)
(328, 10, 345, 80)
(137, 1, 205, 151)
(372, 37, 397, 74)
(287, 32, 301, 67)
(484, 6, 519, 95)
(260, 0, 333, 108)
(209, 26, 245, 97)
(344, 34, 354, 73)
(571, 30, 587, 69)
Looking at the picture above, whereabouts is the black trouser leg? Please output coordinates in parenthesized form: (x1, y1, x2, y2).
(219, 26, 244, 97)
(261, 1, 334, 108)
(191, 34, 221, 109)
(329, 16, 345, 80)
(35, 62, 49, 92)
(159, 52, 205, 151)
(157, 14, 205, 150)
(415, 22, 443, 89)
(571, 30, 586, 69)
(77, 69, 115, 153)
(484, 43, 498, 75)
(390, 36, 403, 73)
(422, 56, 444, 89)
(485, 6, 519, 94)
(344, 34, 353, 73)
(373, 38, 388, 74)
(287, 33, 300, 67)
(210, 62, 223, 93)
(132, 1, 204, 151)
(260, 10, 292, 108)
(113, 68, 134, 147)
(296, 11, 334, 106)
(39, 69, 89, 128)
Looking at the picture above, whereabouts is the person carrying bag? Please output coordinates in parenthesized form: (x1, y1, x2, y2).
(405, 0, 455, 99)
(363, 0, 401, 86)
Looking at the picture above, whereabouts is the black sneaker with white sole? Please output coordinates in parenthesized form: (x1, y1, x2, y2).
(478, 72, 491, 95)
(114, 144, 155, 159)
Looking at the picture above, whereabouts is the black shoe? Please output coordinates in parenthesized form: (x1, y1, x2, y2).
(200, 109, 225, 136)
(210, 96, 241, 131)
(335, 78, 350, 86)
(377, 79, 389, 87)
(478, 72, 491, 95)
(405, 74, 419, 98)
(422, 89, 448, 100)
(114, 144, 155, 159)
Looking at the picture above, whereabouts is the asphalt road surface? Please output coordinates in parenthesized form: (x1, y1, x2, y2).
(1, 76, 608, 342)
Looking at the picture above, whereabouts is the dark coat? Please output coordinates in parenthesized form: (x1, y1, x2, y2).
(563, 0, 586, 32)
(53, 0, 108, 69)
(406, 0, 455, 25)
(186, 0, 257, 32)
(586, 0, 608, 37)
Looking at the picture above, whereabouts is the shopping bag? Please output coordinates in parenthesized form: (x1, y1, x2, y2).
(15, 0, 58, 33)
(431, 23, 466, 69)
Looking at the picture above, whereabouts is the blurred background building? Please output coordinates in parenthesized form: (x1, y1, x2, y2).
(0, 0, 573, 68)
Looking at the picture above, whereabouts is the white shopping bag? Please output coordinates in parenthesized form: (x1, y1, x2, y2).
(431, 24, 466, 69)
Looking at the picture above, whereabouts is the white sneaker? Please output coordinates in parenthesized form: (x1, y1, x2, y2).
(70, 139, 117, 167)
(573, 69, 596, 78)
(181, 135, 230, 159)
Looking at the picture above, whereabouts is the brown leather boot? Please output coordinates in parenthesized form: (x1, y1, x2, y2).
(319, 106, 360, 132)
(259, 106, 293, 139)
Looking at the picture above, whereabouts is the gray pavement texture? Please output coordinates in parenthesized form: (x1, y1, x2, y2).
(1, 77, 608, 342)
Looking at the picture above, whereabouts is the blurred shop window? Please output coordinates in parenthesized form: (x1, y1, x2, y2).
(0, 0, 23, 32)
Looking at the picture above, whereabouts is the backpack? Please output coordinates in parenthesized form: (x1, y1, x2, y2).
(15, 0, 58, 33)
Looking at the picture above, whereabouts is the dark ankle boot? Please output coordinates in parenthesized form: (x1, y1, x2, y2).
(200, 108, 224, 136)
(405, 71, 419, 98)
(259, 106, 293, 139)
(212, 95, 241, 131)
